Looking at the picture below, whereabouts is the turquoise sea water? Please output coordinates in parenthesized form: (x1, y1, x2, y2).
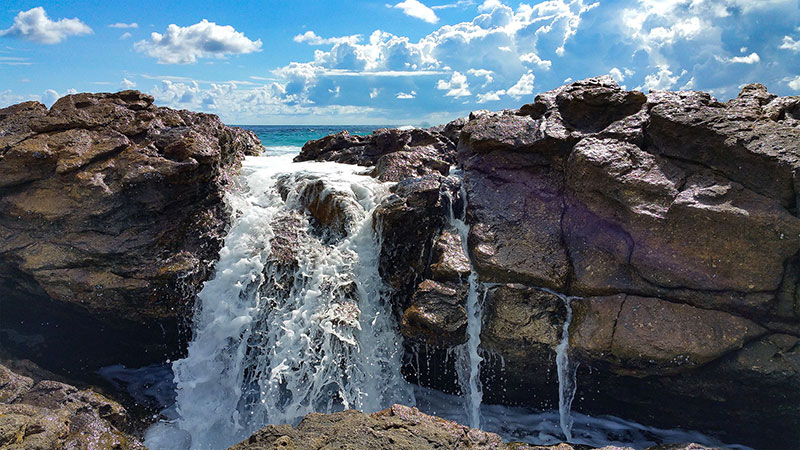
(237, 125, 389, 156)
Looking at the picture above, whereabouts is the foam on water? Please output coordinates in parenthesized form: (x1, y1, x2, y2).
(145, 154, 413, 450)
(414, 386, 753, 450)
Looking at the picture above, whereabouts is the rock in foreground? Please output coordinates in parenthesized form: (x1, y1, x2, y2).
(227, 404, 721, 450)
(0, 91, 262, 374)
(0, 363, 144, 449)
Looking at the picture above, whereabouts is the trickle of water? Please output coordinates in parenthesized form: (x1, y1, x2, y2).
(444, 174, 485, 430)
(554, 293, 578, 442)
(145, 155, 414, 450)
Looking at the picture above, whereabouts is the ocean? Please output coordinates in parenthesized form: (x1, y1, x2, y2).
(238, 125, 391, 156)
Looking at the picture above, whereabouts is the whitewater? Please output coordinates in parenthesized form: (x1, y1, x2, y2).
(134, 138, 750, 450)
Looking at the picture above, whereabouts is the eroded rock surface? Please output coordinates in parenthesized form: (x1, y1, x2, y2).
(0, 91, 262, 373)
(0, 363, 144, 449)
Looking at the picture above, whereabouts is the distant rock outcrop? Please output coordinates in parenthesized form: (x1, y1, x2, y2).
(296, 77, 800, 448)
(0, 91, 262, 373)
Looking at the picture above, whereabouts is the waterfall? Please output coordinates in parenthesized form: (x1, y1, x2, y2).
(145, 155, 413, 450)
(445, 174, 485, 430)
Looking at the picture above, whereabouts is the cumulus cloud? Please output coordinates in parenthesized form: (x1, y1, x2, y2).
(641, 66, 682, 91)
(109, 22, 138, 29)
(506, 72, 535, 99)
(716, 52, 760, 64)
(397, 91, 417, 99)
(437, 71, 471, 97)
(467, 68, 494, 87)
(519, 53, 552, 70)
(294, 31, 361, 46)
(120, 78, 136, 89)
(134, 19, 262, 64)
(787, 76, 800, 91)
(120, 32, 132, 40)
(0, 7, 92, 44)
(393, 0, 439, 24)
(780, 34, 800, 53)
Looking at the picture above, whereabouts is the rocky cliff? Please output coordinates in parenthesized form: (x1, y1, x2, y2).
(296, 77, 800, 448)
(0, 91, 262, 375)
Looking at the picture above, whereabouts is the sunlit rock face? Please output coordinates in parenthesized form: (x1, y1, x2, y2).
(297, 77, 800, 448)
(0, 91, 262, 373)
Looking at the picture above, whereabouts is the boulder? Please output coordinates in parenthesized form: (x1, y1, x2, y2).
(0, 91, 262, 374)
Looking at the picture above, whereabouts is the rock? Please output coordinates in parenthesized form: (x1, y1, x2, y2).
(401, 279, 467, 346)
(370, 78, 799, 446)
(0, 363, 144, 449)
(429, 230, 471, 282)
(570, 295, 766, 376)
(296, 128, 456, 182)
(374, 176, 449, 315)
(465, 168, 569, 290)
(227, 404, 571, 450)
(480, 286, 564, 405)
(0, 91, 263, 374)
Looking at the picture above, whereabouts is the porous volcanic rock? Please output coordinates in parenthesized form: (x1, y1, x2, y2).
(302, 77, 800, 448)
(0, 363, 145, 449)
(0, 91, 262, 374)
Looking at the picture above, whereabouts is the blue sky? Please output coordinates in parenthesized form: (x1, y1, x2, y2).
(1, 0, 798, 125)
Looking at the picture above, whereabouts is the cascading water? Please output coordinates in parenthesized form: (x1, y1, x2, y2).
(553, 292, 578, 442)
(145, 154, 413, 450)
(444, 173, 485, 430)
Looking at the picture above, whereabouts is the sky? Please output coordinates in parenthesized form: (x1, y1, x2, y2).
(1, 0, 798, 125)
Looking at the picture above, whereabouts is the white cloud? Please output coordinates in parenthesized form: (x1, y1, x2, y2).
(397, 90, 417, 99)
(780, 35, 800, 53)
(437, 71, 471, 97)
(506, 72, 535, 99)
(431, 0, 475, 10)
(294, 31, 361, 46)
(120, 32, 132, 40)
(609, 67, 625, 82)
(0, 56, 32, 66)
(519, 52, 552, 70)
(393, 0, 439, 23)
(467, 68, 494, 87)
(109, 22, 138, 29)
(120, 78, 137, 89)
(477, 90, 504, 103)
(0, 7, 92, 44)
(641, 65, 680, 91)
(787, 75, 800, 91)
(370, 88, 381, 98)
(478, 0, 503, 12)
(134, 20, 262, 64)
(716, 52, 760, 64)
(681, 76, 696, 90)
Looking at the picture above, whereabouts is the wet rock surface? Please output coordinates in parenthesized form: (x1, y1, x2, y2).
(0, 91, 262, 374)
(307, 77, 800, 448)
(228, 404, 724, 450)
(0, 363, 145, 449)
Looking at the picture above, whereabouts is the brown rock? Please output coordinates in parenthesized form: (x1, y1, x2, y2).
(401, 280, 467, 346)
(0, 91, 263, 373)
(0, 363, 144, 449)
(429, 230, 471, 282)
